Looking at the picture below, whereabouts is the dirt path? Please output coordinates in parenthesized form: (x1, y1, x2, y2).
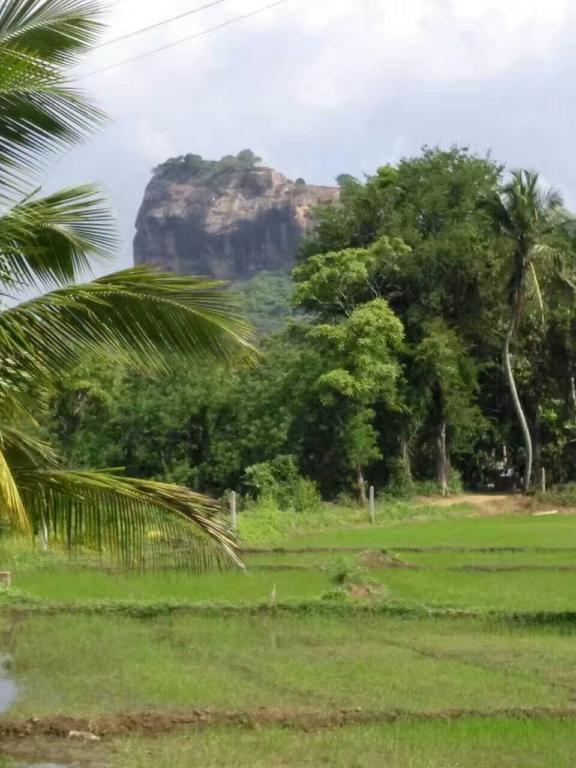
(419, 493, 532, 515)
(2, 706, 576, 740)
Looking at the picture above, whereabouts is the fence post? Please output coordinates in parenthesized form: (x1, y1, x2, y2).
(369, 485, 375, 524)
(541, 468, 546, 494)
(229, 491, 237, 530)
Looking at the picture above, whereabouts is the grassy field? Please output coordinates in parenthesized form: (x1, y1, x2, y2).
(277, 513, 576, 549)
(0, 499, 576, 766)
(113, 719, 576, 768)
(6, 613, 576, 716)
(13, 568, 330, 604)
(11, 559, 576, 611)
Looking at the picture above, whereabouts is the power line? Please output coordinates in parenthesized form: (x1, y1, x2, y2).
(81, 0, 295, 78)
(94, 0, 232, 49)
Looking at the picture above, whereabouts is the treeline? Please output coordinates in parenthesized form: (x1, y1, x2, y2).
(46, 147, 576, 501)
(153, 149, 262, 182)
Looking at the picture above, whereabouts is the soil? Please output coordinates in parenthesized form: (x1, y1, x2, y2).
(1, 706, 576, 742)
(419, 492, 533, 515)
(359, 550, 411, 569)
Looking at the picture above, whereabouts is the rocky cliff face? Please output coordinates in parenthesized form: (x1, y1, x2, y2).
(133, 155, 339, 280)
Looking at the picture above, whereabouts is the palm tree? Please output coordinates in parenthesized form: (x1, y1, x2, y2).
(482, 170, 565, 491)
(0, 0, 254, 568)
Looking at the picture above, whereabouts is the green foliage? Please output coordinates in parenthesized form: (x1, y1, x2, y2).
(153, 149, 262, 182)
(234, 271, 294, 335)
(386, 456, 415, 497)
(244, 455, 321, 514)
(42, 144, 576, 500)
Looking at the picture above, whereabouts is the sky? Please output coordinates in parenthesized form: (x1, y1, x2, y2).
(51, 0, 576, 272)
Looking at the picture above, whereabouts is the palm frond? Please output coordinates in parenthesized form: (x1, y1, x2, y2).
(0, 445, 29, 531)
(0, 0, 103, 63)
(1, 424, 59, 469)
(0, 267, 256, 388)
(0, 1, 105, 187)
(0, 184, 116, 290)
(14, 468, 240, 570)
(478, 191, 514, 234)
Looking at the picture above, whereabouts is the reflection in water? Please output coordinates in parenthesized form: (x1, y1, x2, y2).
(0, 655, 16, 713)
(0, 625, 69, 767)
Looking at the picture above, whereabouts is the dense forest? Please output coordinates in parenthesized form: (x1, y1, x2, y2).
(45, 147, 576, 503)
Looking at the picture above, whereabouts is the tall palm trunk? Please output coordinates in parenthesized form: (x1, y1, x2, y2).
(533, 408, 542, 488)
(503, 307, 532, 492)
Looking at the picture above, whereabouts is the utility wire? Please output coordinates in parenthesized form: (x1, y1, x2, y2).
(81, 0, 295, 78)
(94, 0, 232, 49)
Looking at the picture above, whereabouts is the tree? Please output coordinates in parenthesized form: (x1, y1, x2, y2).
(414, 321, 482, 494)
(300, 299, 405, 504)
(481, 170, 569, 490)
(0, 0, 254, 568)
(297, 150, 503, 490)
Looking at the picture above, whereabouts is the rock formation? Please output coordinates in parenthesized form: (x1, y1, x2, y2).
(133, 151, 339, 280)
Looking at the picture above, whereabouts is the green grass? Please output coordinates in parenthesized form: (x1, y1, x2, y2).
(14, 563, 576, 612)
(237, 499, 476, 545)
(406, 550, 576, 568)
(280, 514, 576, 549)
(378, 569, 576, 611)
(113, 719, 576, 768)
(246, 549, 576, 569)
(4, 613, 576, 717)
(2, 509, 576, 767)
(13, 568, 330, 604)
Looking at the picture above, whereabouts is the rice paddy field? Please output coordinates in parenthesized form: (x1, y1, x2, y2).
(0, 498, 575, 766)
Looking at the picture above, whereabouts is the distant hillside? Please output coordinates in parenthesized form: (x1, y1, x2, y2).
(234, 271, 294, 336)
(133, 150, 339, 281)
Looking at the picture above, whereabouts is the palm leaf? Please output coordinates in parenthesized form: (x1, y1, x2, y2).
(14, 468, 240, 570)
(0, 1, 105, 187)
(0, 268, 256, 387)
(1, 424, 59, 469)
(0, 0, 103, 63)
(0, 184, 116, 289)
(0, 444, 29, 531)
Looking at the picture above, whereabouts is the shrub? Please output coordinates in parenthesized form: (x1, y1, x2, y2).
(244, 455, 321, 513)
(412, 468, 464, 496)
(386, 457, 415, 498)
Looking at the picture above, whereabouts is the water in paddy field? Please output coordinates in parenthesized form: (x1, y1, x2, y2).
(0, 655, 16, 713)
(0, 658, 71, 768)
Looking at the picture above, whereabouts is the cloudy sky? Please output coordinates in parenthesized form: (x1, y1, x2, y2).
(52, 0, 576, 271)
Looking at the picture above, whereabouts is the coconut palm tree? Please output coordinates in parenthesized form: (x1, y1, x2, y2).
(482, 170, 567, 491)
(0, 0, 254, 568)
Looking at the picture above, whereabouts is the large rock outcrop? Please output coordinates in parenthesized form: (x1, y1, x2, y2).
(133, 152, 339, 280)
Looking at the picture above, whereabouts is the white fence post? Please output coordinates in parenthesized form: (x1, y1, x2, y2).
(229, 491, 237, 530)
(369, 485, 375, 524)
(541, 467, 546, 494)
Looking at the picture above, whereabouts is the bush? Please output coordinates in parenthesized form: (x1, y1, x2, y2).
(412, 468, 464, 496)
(386, 457, 415, 498)
(244, 455, 321, 513)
